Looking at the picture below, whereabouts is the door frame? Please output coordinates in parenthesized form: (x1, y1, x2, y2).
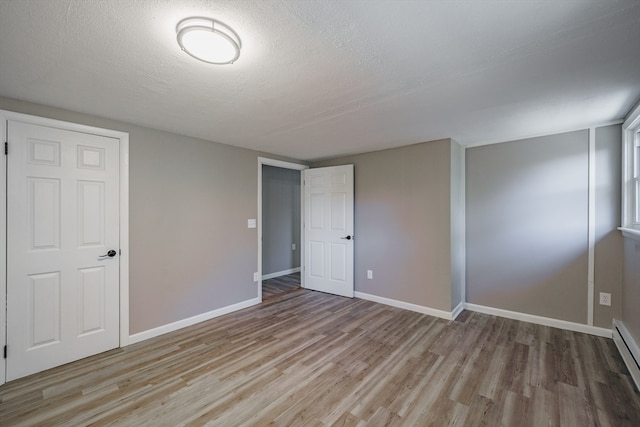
(257, 157, 308, 302)
(0, 110, 130, 385)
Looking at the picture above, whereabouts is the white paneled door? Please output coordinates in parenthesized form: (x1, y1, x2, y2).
(6, 120, 120, 381)
(304, 165, 354, 297)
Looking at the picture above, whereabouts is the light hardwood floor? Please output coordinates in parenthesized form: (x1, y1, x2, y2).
(1, 289, 639, 426)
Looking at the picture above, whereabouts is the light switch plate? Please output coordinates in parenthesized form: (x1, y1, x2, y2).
(248, 219, 256, 228)
(253, 272, 259, 282)
(367, 270, 373, 279)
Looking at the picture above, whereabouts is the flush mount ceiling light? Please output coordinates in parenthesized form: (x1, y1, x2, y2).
(176, 17, 241, 65)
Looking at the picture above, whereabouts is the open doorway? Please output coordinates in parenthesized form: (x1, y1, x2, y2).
(262, 165, 301, 299)
(262, 272, 301, 300)
(258, 158, 308, 302)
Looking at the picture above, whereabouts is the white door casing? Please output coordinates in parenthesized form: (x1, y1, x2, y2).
(304, 165, 354, 298)
(6, 119, 121, 381)
(257, 157, 308, 302)
(0, 119, 6, 384)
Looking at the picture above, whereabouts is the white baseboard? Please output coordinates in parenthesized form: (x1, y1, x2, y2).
(128, 297, 260, 345)
(613, 320, 640, 391)
(354, 291, 458, 320)
(451, 301, 464, 320)
(262, 267, 301, 281)
(464, 303, 612, 338)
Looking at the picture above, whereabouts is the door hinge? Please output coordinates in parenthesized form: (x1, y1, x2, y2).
(3, 345, 6, 359)
(4, 142, 7, 155)
(119, 249, 122, 256)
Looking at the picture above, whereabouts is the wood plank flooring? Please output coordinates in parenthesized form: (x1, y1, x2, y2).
(1, 289, 639, 426)
(262, 272, 301, 300)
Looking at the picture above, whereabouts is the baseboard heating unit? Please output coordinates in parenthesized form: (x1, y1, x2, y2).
(613, 320, 640, 391)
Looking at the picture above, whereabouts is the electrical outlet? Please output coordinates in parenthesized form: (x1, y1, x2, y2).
(253, 272, 259, 282)
(292, 243, 296, 251)
(599, 292, 611, 306)
(367, 270, 373, 279)
(247, 219, 256, 228)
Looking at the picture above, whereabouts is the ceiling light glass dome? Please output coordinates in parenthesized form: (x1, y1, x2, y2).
(176, 17, 241, 65)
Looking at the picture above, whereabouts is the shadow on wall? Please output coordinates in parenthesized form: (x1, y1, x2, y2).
(352, 182, 451, 307)
(466, 131, 590, 324)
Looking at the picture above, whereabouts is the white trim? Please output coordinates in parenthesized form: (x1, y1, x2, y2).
(622, 100, 640, 229)
(464, 303, 612, 338)
(619, 227, 640, 241)
(0, 110, 130, 383)
(613, 320, 640, 391)
(262, 267, 301, 280)
(461, 148, 466, 305)
(258, 157, 307, 171)
(587, 127, 595, 326)
(128, 297, 260, 345)
(0, 110, 128, 140)
(623, 101, 640, 130)
(621, 128, 633, 227)
(0, 113, 7, 385)
(451, 301, 464, 320)
(257, 157, 308, 303)
(465, 120, 624, 148)
(354, 291, 459, 320)
(452, 141, 466, 305)
(119, 133, 130, 346)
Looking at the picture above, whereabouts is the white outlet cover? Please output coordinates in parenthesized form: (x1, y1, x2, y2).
(248, 219, 256, 228)
(599, 292, 611, 306)
(253, 272, 259, 282)
(292, 243, 296, 250)
(367, 270, 373, 279)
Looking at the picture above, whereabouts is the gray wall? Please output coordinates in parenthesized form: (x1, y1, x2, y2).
(0, 96, 274, 334)
(466, 127, 621, 327)
(262, 165, 301, 275)
(1, 95, 626, 335)
(622, 238, 640, 345)
(313, 139, 455, 312)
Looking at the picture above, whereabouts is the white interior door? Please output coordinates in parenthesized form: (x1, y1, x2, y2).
(304, 165, 354, 297)
(6, 120, 120, 381)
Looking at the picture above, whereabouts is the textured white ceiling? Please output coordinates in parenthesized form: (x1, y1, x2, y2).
(1, 0, 639, 161)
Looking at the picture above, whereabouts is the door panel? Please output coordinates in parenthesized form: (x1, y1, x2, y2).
(29, 177, 61, 249)
(29, 272, 61, 347)
(331, 192, 346, 230)
(7, 120, 120, 381)
(78, 180, 105, 246)
(304, 165, 354, 297)
(78, 266, 106, 335)
(310, 194, 325, 229)
(309, 241, 325, 278)
(330, 243, 346, 281)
